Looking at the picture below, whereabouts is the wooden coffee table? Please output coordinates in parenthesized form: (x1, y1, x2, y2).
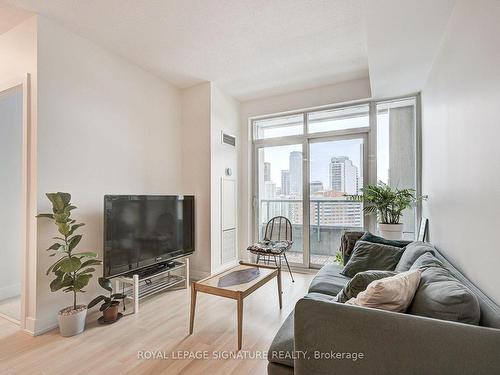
(189, 261, 282, 350)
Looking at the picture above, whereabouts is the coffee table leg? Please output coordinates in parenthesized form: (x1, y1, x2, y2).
(277, 269, 282, 309)
(189, 283, 197, 334)
(237, 295, 243, 350)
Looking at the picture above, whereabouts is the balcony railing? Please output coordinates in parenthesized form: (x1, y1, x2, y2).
(259, 198, 363, 258)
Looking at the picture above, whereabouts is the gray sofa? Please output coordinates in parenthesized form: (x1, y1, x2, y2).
(268, 241, 500, 375)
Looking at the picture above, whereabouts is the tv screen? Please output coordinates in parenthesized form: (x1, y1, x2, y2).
(103, 195, 195, 277)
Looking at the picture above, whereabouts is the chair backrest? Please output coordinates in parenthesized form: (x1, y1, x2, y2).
(263, 216, 292, 242)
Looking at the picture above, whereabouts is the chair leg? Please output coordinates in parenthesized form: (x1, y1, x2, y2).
(273, 255, 278, 267)
(256, 254, 260, 264)
(283, 253, 294, 283)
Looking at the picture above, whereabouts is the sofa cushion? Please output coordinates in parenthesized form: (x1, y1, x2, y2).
(345, 269, 422, 312)
(336, 270, 398, 303)
(268, 311, 295, 368)
(308, 264, 351, 296)
(304, 292, 337, 303)
(360, 232, 411, 248)
(395, 241, 436, 272)
(341, 241, 405, 278)
(409, 252, 481, 325)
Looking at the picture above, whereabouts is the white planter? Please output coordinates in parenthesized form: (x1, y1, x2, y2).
(58, 305, 87, 337)
(379, 223, 404, 240)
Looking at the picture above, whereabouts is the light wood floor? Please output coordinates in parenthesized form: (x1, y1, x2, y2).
(0, 272, 314, 375)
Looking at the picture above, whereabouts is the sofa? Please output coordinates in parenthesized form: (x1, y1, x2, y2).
(267, 235, 500, 375)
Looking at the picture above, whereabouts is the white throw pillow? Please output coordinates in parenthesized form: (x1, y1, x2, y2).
(345, 269, 422, 312)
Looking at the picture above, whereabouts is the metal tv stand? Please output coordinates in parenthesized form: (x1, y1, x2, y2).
(113, 257, 189, 314)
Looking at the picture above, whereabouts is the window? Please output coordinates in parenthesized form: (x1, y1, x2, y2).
(252, 96, 420, 268)
(307, 104, 369, 134)
(253, 114, 303, 140)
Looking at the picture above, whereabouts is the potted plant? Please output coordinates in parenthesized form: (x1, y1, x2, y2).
(37, 192, 101, 337)
(88, 277, 126, 323)
(351, 183, 423, 240)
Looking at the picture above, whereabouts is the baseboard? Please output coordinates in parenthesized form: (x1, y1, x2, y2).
(0, 283, 21, 300)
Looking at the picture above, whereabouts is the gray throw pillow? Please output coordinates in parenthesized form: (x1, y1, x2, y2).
(341, 240, 405, 278)
(395, 241, 436, 272)
(360, 232, 411, 248)
(409, 253, 480, 325)
(336, 270, 398, 303)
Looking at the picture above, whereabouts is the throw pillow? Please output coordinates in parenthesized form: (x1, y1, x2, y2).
(360, 232, 411, 248)
(408, 252, 480, 325)
(336, 270, 398, 303)
(345, 269, 422, 312)
(395, 241, 436, 272)
(341, 240, 405, 277)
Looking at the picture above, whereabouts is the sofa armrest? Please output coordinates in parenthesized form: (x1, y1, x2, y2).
(294, 298, 500, 375)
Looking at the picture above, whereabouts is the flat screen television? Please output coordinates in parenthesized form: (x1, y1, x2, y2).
(103, 195, 195, 277)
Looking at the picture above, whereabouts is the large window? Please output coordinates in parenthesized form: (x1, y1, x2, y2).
(253, 97, 420, 268)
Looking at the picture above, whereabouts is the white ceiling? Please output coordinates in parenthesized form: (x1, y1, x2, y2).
(1, 0, 456, 101)
(2, 0, 368, 100)
(0, 2, 32, 35)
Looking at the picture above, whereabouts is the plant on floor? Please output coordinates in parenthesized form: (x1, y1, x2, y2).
(88, 277, 126, 323)
(37, 192, 101, 336)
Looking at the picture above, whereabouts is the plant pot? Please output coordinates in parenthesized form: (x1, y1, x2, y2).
(379, 223, 404, 240)
(102, 304, 119, 323)
(58, 305, 87, 337)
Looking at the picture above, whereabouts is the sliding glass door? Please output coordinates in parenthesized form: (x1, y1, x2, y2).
(309, 135, 366, 267)
(256, 143, 305, 265)
(252, 97, 419, 269)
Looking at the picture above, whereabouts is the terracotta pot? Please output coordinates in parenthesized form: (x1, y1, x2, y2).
(103, 304, 119, 322)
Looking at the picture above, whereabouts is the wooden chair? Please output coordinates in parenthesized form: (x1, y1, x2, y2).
(247, 216, 294, 282)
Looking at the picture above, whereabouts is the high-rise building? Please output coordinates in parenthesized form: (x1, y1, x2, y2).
(329, 156, 359, 195)
(289, 151, 302, 195)
(281, 170, 290, 195)
(310, 181, 324, 194)
(264, 162, 271, 182)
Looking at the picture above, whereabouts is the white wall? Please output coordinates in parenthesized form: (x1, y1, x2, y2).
(35, 17, 183, 333)
(210, 84, 240, 273)
(421, 0, 500, 303)
(0, 87, 23, 303)
(181, 82, 212, 279)
(238, 78, 371, 256)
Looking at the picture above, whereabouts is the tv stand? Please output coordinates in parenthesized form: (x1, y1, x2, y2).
(112, 257, 189, 314)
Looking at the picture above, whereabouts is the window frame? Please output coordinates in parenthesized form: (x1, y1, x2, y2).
(251, 94, 422, 268)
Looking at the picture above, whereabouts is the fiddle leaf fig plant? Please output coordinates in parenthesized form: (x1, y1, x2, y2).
(37, 192, 101, 311)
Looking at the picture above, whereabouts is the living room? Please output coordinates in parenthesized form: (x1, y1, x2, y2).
(0, 0, 499, 374)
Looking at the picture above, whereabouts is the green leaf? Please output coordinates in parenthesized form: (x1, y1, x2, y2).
(59, 257, 82, 273)
(74, 274, 92, 290)
(68, 235, 82, 251)
(36, 213, 54, 219)
(74, 252, 98, 259)
(80, 259, 102, 268)
(111, 293, 126, 300)
(68, 223, 85, 237)
(46, 243, 62, 251)
(98, 277, 113, 292)
(46, 257, 66, 275)
(78, 267, 96, 275)
(87, 295, 107, 309)
(100, 302, 112, 311)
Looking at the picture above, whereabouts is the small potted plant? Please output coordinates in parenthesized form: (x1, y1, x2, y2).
(350, 183, 423, 240)
(37, 192, 101, 337)
(88, 278, 126, 323)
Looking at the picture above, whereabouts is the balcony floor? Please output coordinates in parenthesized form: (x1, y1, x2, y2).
(287, 251, 336, 266)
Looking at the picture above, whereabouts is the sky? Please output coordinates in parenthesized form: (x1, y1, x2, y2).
(258, 112, 391, 190)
